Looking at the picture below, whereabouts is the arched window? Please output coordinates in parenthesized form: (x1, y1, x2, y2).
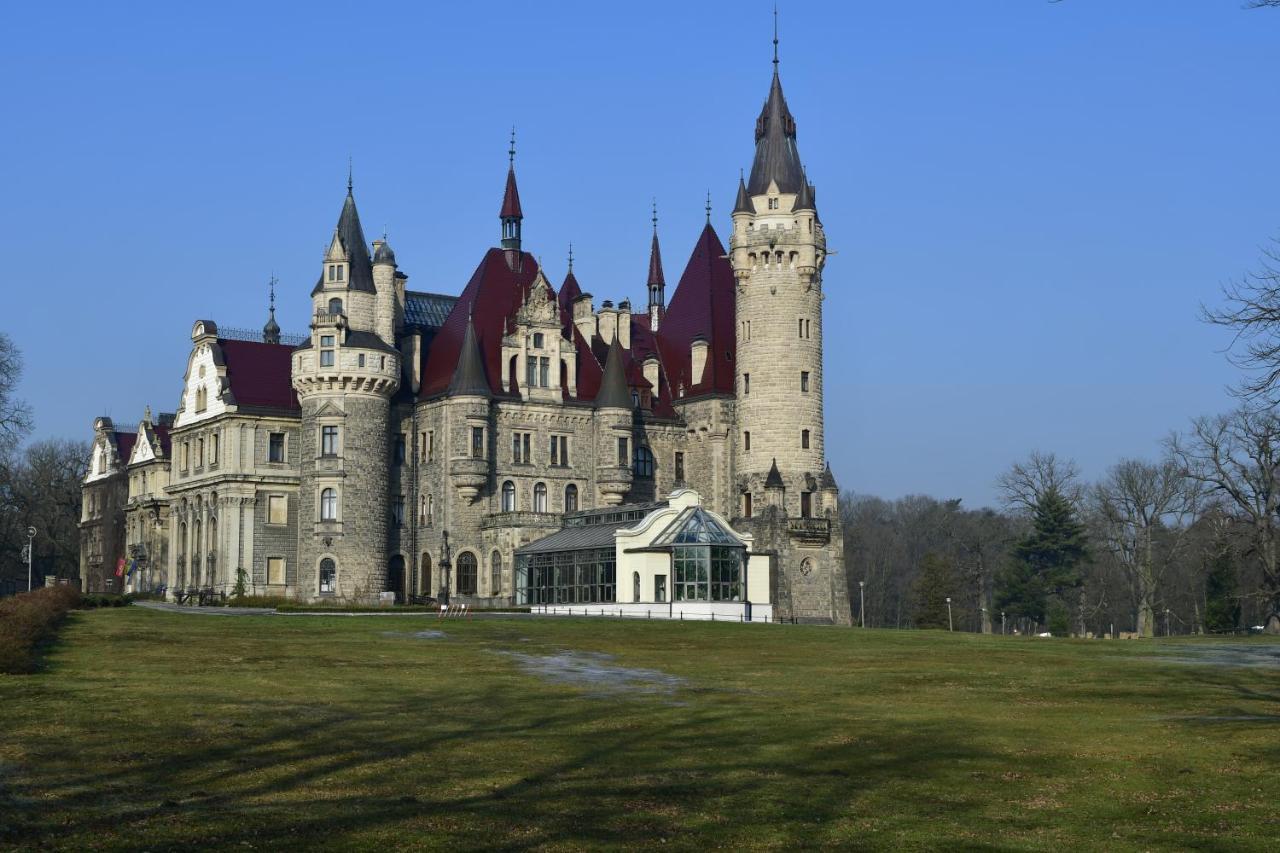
(501, 480, 516, 512)
(457, 551, 477, 595)
(208, 516, 217, 559)
(564, 483, 578, 513)
(633, 571, 641, 602)
(534, 482, 548, 513)
(490, 550, 502, 596)
(632, 445, 655, 478)
(320, 488, 338, 521)
(421, 553, 432, 596)
(319, 558, 336, 594)
(328, 297, 343, 315)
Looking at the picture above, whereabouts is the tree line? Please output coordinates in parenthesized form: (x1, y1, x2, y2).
(0, 332, 87, 594)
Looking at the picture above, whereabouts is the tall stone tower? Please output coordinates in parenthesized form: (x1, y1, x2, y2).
(730, 40, 851, 625)
(292, 178, 401, 601)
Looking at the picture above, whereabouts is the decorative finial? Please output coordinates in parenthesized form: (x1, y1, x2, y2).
(509, 126, 516, 168)
(567, 242, 574, 272)
(347, 156, 353, 194)
(773, 5, 779, 70)
(705, 190, 712, 223)
(268, 273, 277, 312)
(651, 198, 658, 233)
(144, 405, 152, 423)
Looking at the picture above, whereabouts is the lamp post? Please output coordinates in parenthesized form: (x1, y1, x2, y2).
(858, 580, 865, 628)
(981, 606, 988, 635)
(946, 596, 953, 632)
(438, 529, 452, 607)
(1001, 611, 1006, 636)
(26, 527, 36, 592)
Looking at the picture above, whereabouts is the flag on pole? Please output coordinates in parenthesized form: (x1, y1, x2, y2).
(126, 559, 137, 578)
(115, 557, 126, 578)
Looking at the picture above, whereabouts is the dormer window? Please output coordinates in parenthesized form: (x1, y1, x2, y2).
(328, 264, 336, 281)
(768, 197, 779, 210)
(336, 265, 344, 281)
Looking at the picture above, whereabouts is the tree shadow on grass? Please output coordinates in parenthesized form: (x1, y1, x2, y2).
(1, 676, 1006, 850)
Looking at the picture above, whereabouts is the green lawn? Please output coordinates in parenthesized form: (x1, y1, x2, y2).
(1, 609, 1277, 851)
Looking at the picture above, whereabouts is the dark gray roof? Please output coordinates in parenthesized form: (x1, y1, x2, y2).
(733, 175, 753, 214)
(311, 189, 375, 295)
(373, 240, 396, 266)
(765, 457, 784, 488)
(747, 71, 804, 196)
(819, 462, 837, 489)
(515, 520, 635, 555)
(405, 291, 457, 330)
(594, 334, 631, 409)
(447, 317, 490, 397)
(795, 177, 815, 211)
(345, 329, 400, 354)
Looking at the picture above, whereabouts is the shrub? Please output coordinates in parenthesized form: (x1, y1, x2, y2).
(0, 586, 81, 674)
(77, 593, 133, 610)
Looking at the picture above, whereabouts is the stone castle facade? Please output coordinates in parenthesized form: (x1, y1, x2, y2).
(80, 51, 852, 624)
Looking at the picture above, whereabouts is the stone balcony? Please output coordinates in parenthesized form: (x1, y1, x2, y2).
(481, 511, 562, 531)
(449, 456, 488, 503)
(787, 517, 831, 545)
(597, 465, 633, 506)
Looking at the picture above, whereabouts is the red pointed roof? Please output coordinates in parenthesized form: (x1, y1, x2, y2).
(113, 432, 136, 466)
(647, 231, 665, 287)
(420, 249, 541, 399)
(657, 224, 737, 396)
(500, 167, 523, 219)
(558, 270, 582, 321)
(218, 339, 300, 411)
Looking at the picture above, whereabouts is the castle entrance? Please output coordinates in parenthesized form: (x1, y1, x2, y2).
(386, 555, 405, 603)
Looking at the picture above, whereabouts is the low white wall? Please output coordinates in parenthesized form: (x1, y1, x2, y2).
(533, 601, 775, 623)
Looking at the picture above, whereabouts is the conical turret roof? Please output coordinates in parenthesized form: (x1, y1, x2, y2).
(313, 185, 375, 294)
(594, 334, 632, 409)
(747, 71, 804, 196)
(647, 230, 665, 287)
(500, 167, 523, 219)
(733, 174, 753, 214)
(447, 316, 491, 397)
(765, 458, 785, 489)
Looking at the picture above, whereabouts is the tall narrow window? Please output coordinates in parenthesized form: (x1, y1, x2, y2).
(800, 371, 810, 392)
(534, 482, 548, 513)
(560, 436, 570, 467)
(674, 451, 685, 483)
(564, 483, 578, 512)
(328, 265, 336, 282)
(634, 571, 641, 603)
(617, 437, 629, 466)
(801, 491, 812, 518)
(320, 488, 338, 521)
(523, 433, 531, 465)
(744, 431, 751, 452)
(539, 357, 549, 387)
(526, 356, 537, 389)
(457, 552, 477, 595)
(197, 438, 205, 467)
(391, 496, 404, 527)
(801, 429, 810, 450)
(321, 425, 339, 456)
(502, 480, 516, 512)
(744, 492, 753, 518)
(471, 426, 484, 458)
(320, 335, 335, 367)
(550, 435, 559, 466)
(799, 318, 804, 338)
(319, 558, 336, 593)
(336, 265, 344, 281)
(490, 550, 502, 596)
(743, 373, 750, 395)
(395, 434, 406, 464)
(209, 433, 218, 465)
(512, 433, 522, 464)
(268, 432, 285, 463)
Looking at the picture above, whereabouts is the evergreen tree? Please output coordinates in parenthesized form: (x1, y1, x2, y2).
(996, 488, 1090, 628)
(912, 552, 958, 629)
(1203, 549, 1241, 633)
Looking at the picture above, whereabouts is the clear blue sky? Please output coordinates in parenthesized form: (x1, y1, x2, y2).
(3, 1, 1277, 508)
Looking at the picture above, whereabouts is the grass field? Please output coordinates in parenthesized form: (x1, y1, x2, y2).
(1, 608, 1276, 851)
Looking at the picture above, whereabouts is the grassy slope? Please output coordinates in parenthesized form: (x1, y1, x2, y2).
(0, 610, 1276, 851)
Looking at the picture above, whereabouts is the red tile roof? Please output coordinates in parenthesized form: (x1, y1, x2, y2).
(113, 432, 136, 466)
(218, 339, 300, 411)
(657, 224, 737, 397)
(500, 168, 523, 219)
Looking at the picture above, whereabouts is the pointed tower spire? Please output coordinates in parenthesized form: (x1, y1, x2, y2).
(500, 128, 523, 267)
(263, 275, 281, 344)
(647, 201, 666, 327)
(733, 170, 753, 214)
(595, 334, 632, 409)
(448, 315, 491, 397)
(705, 190, 713, 224)
(748, 13, 803, 197)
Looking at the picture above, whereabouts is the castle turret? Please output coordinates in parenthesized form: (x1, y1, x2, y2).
(728, 25, 850, 626)
(647, 202, 665, 331)
(594, 335, 633, 506)
(500, 130, 523, 271)
(263, 276, 281, 345)
(293, 175, 399, 602)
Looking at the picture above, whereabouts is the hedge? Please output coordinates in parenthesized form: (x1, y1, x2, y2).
(0, 586, 81, 674)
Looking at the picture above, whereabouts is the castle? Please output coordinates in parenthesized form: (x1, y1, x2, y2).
(79, 45, 852, 624)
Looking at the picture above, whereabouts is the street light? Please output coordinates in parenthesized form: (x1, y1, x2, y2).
(981, 606, 988, 635)
(1001, 611, 1006, 636)
(946, 596, 953, 632)
(26, 527, 36, 592)
(858, 580, 865, 628)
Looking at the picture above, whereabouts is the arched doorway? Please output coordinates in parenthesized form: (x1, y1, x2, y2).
(386, 555, 406, 603)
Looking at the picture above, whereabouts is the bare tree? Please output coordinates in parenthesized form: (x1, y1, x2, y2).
(997, 451, 1084, 513)
(1168, 408, 1280, 633)
(1092, 458, 1200, 637)
(0, 332, 33, 453)
(1202, 238, 1280, 402)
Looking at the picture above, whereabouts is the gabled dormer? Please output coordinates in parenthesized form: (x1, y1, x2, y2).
(502, 268, 575, 401)
(173, 321, 233, 428)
